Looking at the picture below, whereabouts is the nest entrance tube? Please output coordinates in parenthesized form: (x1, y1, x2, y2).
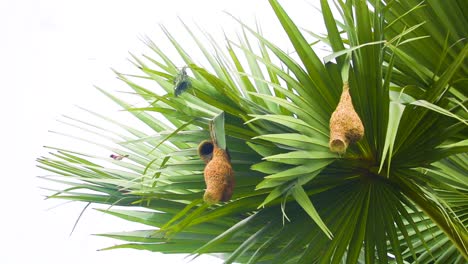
(198, 140, 214, 164)
(329, 82, 364, 154)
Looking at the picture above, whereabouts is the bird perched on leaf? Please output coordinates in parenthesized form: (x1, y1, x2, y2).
(173, 66, 191, 96)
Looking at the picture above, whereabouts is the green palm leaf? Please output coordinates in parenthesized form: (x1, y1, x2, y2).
(38, 0, 468, 263)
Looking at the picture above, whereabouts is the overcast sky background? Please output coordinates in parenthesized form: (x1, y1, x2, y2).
(0, 1, 326, 263)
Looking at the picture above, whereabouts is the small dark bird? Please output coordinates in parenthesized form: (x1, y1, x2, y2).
(110, 154, 129, 160)
(173, 66, 191, 96)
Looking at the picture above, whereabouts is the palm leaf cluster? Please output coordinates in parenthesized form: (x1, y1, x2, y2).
(38, 0, 468, 263)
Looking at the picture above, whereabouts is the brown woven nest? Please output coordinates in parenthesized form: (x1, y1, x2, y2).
(329, 81, 364, 154)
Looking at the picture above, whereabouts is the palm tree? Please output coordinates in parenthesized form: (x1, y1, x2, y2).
(38, 0, 468, 263)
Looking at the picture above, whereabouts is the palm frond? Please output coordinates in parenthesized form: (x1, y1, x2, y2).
(38, 0, 468, 263)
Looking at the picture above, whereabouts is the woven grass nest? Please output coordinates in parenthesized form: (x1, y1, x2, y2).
(329, 81, 364, 154)
(198, 137, 234, 204)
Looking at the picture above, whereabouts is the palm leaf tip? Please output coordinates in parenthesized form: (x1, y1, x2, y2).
(329, 81, 364, 153)
(209, 112, 227, 150)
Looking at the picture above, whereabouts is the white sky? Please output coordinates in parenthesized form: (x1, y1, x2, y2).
(0, 0, 325, 263)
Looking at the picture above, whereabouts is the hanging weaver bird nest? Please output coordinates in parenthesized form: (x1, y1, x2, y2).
(329, 81, 364, 154)
(198, 116, 235, 204)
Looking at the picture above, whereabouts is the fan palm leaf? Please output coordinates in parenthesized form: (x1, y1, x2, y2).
(38, 0, 468, 263)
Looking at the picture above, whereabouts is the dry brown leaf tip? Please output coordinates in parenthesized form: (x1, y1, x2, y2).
(329, 81, 364, 154)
